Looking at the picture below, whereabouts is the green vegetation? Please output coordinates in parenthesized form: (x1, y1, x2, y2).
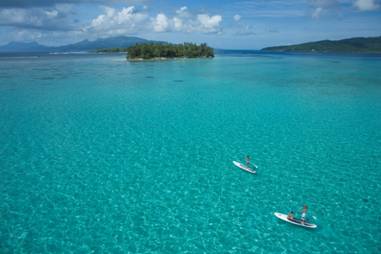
(96, 48, 129, 53)
(126, 43, 214, 60)
(262, 36, 381, 54)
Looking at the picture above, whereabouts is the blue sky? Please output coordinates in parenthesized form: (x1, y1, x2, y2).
(0, 0, 380, 49)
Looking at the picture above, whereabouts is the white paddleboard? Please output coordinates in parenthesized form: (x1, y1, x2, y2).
(274, 212, 317, 229)
(232, 161, 256, 174)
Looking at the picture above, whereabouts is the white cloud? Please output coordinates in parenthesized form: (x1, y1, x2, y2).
(173, 17, 183, 31)
(176, 6, 188, 16)
(88, 6, 148, 35)
(354, 0, 379, 11)
(309, 0, 339, 17)
(196, 14, 222, 33)
(161, 6, 222, 33)
(233, 14, 241, 21)
(150, 7, 223, 34)
(87, 5, 222, 35)
(0, 7, 73, 30)
(172, 6, 190, 30)
(153, 13, 169, 32)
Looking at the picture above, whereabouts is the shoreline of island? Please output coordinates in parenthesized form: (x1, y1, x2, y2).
(123, 43, 214, 61)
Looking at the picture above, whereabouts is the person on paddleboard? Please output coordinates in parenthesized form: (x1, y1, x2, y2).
(287, 211, 294, 220)
(245, 155, 251, 168)
(300, 205, 308, 223)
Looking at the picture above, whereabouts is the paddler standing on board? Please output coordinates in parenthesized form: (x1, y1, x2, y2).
(300, 205, 308, 223)
(245, 155, 251, 169)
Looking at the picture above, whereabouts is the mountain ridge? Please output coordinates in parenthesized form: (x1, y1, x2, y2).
(0, 36, 162, 53)
(261, 36, 381, 53)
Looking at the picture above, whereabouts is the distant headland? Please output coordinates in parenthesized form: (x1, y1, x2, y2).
(125, 43, 214, 60)
(262, 36, 381, 54)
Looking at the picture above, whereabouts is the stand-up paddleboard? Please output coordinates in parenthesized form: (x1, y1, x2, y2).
(232, 161, 256, 174)
(274, 212, 317, 229)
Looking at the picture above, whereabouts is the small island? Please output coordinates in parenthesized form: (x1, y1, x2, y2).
(126, 43, 214, 60)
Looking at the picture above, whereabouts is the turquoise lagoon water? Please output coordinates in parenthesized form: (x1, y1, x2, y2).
(0, 52, 380, 253)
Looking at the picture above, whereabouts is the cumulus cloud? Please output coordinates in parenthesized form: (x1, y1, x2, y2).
(87, 6, 148, 36)
(354, 0, 379, 11)
(150, 6, 223, 34)
(173, 17, 183, 31)
(87, 5, 222, 35)
(169, 6, 190, 31)
(196, 14, 222, 33)
(152, 13, 169, 32)
(233, 14, 241, 21)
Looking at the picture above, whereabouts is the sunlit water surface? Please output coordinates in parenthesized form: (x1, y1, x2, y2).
(0, 53, 380, 253)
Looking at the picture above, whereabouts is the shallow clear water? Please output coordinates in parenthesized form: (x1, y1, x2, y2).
(0, 53, 380, 253)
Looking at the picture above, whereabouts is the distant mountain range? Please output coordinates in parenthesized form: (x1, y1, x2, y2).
(262, 36, 381, 54)
(2, 35, 381, 54)
(0, 36, 162, 53)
